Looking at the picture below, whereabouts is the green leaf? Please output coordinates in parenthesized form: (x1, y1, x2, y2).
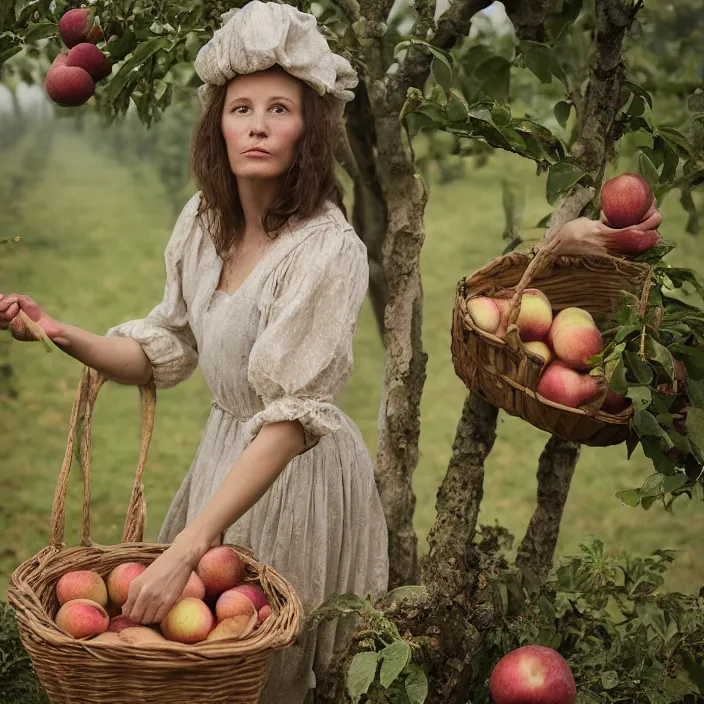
(23, 20, 57, 42)
(645, 337, 674, 380)
(626, 385, 651, 412)
(379, 640, 412, 688)
(104, 36, 170, 102)
(686, 407, 704, 464)
(0, 45, 21, 65)
(107, 27, 137, 60)
(520, 40, 553, 84)
(405, 111, 438, 136)
(660, 140, 680, 184)
(626, 94, 645, 117)
(546, 161, 585, 204)
(601, 670, 619, 690)
(467, 106, 493, 124)
(624, 80, 653, 109)
(665, 267, 704, 300)
(405, 665, 429, 704)
(445, 93, 468, 122)
(631, 130, 654, 149)
(609, 362, 629, 395)
(663, 473, 688, 494)
(554, 101, 571, 128)
(616, 488, 641, 507)
(657, 125, 694, 159)
(640, 472, 664, 497)
(431, 55, 453, 97)
(624, 351, 653, 384)
(476, 56, 511, 101)
(499, 126, 526, 151)
(634, 410, 673, 448)
(632, 237, 676, 263)
(346, 651, 379, 701)
(615, 324, 640, 343)
(638, 150, 659, 188)
(687, 378, 704, 408)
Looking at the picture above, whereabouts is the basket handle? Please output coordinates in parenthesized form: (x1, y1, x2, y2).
(502, 185, 596, 347)
(49, 366, 156, 549)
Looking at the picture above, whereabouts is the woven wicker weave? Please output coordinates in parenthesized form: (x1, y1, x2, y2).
(8, 366, 303, 704)
(451, 251, 652, 447)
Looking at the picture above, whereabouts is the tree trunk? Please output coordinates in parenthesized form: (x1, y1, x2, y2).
(508, 0, 637, 583)
(369, 106, 429, 588)
(422, 392, 498, 600)
(515, 435, 580, 583)
(345, 83, 389, 342)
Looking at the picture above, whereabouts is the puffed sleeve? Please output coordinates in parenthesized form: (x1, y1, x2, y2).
(105, 194, 200, 389)
(242, 222, 369, 455)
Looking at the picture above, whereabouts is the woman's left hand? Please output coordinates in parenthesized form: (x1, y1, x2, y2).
(122, 540, 202, 625)
(551, 200, 663, 257)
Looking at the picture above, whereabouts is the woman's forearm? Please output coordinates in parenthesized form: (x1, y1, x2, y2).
(57, 323, 153, 386)
(175, 420, 306, 558)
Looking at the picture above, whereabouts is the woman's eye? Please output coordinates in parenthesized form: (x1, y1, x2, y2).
(231, 105, 286, 114)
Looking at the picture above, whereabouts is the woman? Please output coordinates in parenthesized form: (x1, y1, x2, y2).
(0, 3, 388, 701)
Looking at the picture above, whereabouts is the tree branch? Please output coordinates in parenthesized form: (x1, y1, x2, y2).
(514, 0, 638, 583)
(421, 392, 498, 600)
(515, 436, 580, 582)
(503, 0, 552, 42)
(344, 83, 389, 340)
(393, 0, 493, 99)
(573, 0, 640, 178)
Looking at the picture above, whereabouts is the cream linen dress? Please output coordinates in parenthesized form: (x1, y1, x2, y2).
(106, 192, 389, 703)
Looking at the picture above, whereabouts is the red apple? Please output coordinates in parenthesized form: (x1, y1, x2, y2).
(59, 8, 102, 48)
(600, 173, 654, 228)
(600, 390, 630, 414)
(489, 645, 576, 704)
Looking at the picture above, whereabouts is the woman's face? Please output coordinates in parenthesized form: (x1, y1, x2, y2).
(221, 66, 305, 181)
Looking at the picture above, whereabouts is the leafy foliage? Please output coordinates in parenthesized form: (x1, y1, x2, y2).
(478, 538, 704, 704)
(592, 246, 704, 508)
(305, 589, 430, 703)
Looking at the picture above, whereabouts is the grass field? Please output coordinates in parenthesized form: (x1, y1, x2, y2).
(1, 124, 703, 598)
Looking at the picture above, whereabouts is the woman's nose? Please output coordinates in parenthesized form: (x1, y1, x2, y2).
(248, 111, 268, 135)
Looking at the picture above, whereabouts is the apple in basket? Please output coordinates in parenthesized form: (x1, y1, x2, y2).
(55, 598, 110, 639)
(466, 296, 502, 334)
(56, 569, 108, 607)
(522, 340, 554, 365)
(491, 289, 553, 342)
(547, 308, 603, 370)
(160, 597, 217, 644)
(537, 361, 600, 408)
(196, 545, 247, 600)
(107, 562, 147, 607)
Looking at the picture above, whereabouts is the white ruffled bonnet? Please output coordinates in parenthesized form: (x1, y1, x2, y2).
(194, 1, 358, 117)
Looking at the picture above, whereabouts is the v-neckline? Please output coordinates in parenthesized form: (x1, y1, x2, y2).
(211, 226, 290, 301)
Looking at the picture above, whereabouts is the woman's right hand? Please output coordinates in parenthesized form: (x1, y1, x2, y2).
(0, 294, 68, 344)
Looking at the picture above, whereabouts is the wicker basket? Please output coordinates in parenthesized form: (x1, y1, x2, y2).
(451, 250, 652, 447)
(8, 366, 303, 704)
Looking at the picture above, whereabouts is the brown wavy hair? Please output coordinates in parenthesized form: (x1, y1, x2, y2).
(190, 70, 347, 257)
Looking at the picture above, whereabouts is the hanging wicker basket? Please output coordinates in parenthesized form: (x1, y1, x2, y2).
(451, 249, 653, 447)
(8, 366, 303, 704)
